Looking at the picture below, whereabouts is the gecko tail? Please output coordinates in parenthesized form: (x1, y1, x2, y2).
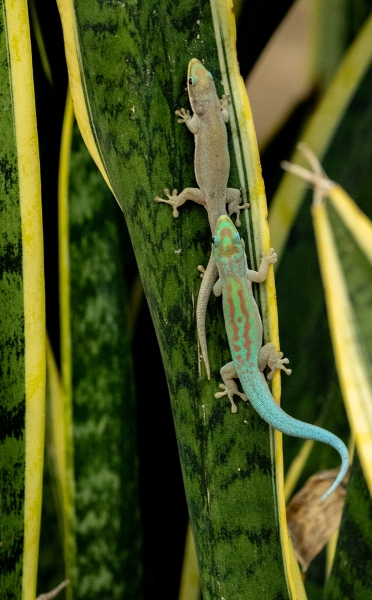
(196, 254, 218, 380)
(249, 384, 349, 501)
(319, 432, 349, 501)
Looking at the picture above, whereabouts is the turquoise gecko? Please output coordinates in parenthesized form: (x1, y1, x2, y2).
(212, 215, 349, 500)
(155, 58, 249, 379)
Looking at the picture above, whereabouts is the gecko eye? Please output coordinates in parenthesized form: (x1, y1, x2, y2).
(188, 76, 196, 86)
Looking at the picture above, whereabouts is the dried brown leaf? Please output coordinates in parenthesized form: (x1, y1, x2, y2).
(286, 468, 349, 572)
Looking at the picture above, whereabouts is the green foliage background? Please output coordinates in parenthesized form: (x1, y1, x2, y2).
(1, 0, 372, 599)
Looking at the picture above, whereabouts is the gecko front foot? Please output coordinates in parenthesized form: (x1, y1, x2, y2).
(154, 188, 180, 218)
(215, 382, 247, 414)
(175, 108, 191, 124)
(262, 248, 277, 267)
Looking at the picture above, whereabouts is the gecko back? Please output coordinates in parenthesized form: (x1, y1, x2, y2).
(213, 215, 349, 501)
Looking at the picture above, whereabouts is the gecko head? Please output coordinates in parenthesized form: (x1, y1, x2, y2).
(187, 59, 216, 113)
(212, 215, 245, 265)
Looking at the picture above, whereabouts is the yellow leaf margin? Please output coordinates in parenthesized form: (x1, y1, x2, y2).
(57, 89, 78, 598)
(55, 0, 113, 195)
(5, 0, 46, 597)
(282, 149, 372, 498)
(312, 188, 372, 497)
(178, 523, 200, 600)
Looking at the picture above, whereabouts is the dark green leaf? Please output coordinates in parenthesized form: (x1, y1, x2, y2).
(58, 0, 292, 597)
(68, 120, 143, 599)
(0, 6, 26, 597)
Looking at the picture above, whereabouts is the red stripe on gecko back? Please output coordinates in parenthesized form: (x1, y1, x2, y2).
(225, 278, 253, 366)
(237, 286, 253, 363)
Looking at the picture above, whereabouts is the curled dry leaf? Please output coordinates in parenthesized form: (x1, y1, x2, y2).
(286, 468, 350, 572)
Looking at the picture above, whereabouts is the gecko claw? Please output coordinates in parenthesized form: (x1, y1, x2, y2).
(215, 383, 247, 413)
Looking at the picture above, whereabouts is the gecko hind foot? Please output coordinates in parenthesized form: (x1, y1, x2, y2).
(215, 383, 247, 414)
(266, 351, 292, 380)
(259, 343, 292, 380)
(154, 188, 180, 218)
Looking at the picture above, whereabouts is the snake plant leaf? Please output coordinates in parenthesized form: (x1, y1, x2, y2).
(28, 0, 53, 86)
(0, 1, 45, 598)
(282, 147, 372, 497)
(178, 524, 200, 600)
(211, 3, 305, 597)
(312, 187, 372, 497)
(45, 338, 66, 543)
(272, 18, 372, 503)
(282, 154, 372, 593)
(269, 13, 372, 261)
(55, 0, 303, 597)
(58, 92, 77, 600)
(275, 97, 372, 594)
(58, 92, 142, 599)
(37, 338, 68, 597)
(315, 0, 372, 92)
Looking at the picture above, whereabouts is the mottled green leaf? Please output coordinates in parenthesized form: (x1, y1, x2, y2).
(0, 1, 45, 599)
(59, 97, 143, 598)
(55, 0, 295, 597)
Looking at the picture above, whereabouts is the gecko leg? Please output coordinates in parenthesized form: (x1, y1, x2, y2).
(258, 343, 292, 380)
(196, 253, 218, 380)
(215, 346, 291, 413)
(226, 188, 250, 227)
(215, 361, 247, 413)
(154, 187, 205, 218)
(175, 108, 199, 134)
